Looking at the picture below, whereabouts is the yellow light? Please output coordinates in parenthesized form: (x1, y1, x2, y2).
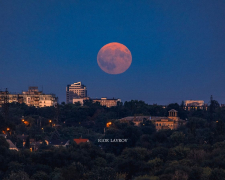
(6, 128, 10, 131)
(49, 120, 52, 123)
(24, 121, 29, 125)
(106, 122, 112, 127)
(22, 119, 24, 122)
(41, 128, 43, 130)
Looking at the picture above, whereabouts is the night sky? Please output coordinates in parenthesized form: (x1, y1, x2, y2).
(1, 0, 225, 105)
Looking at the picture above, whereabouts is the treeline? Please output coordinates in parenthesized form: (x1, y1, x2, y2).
(0, 100, 225, 179)
(0, 99, 217, 134)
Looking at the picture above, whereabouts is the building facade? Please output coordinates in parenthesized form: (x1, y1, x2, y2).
(66, 82, 87, 104)
(92, 97, 121, 108)
(0, 87, 56, 108)
(184, 100, 207, 110)
(120, 109, 186, 131)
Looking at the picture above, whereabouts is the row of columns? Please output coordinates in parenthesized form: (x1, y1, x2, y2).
(169, 111, 177, 117)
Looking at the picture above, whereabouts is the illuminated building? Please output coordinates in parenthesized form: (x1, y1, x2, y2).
(66, 82, 87, 104)
(120, 109, 186, 131)
(92, 97, 121, 108)
(0, 87, 56, 108)
(72, 98, 84, 106)
(184, 100, 207, 110)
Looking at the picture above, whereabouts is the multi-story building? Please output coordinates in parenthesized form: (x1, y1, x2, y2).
(120, 109, 186, 131)
(0, 87, 56, 108)
(184, 100, 207, 110)
(66, 82, 87, 104)
(92, 97, 121, 108)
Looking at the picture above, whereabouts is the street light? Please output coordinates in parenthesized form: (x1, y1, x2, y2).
(106, 122, 112, 127)
(49, 120, 52, 127)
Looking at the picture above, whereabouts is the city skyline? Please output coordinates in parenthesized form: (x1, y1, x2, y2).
(1, 1, 225, 105)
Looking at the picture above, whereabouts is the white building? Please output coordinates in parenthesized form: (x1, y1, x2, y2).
(0, 87, 57, 108)
(73, 98, 84, 106)
(66, 82, 87, 104)
(184, 100, 207, 110)
(92, 97, 121, 108)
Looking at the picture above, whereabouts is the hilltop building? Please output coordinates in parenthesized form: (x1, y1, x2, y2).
(92, 97, 121, 108)
(120, 109, 186, 131)
(184, 100, 207, 110)
(0, 87, 56, 108)
(66, 82, 87, 104)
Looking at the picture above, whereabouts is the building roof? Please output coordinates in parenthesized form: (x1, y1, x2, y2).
(6, 139, 18, 151)
(49, 140, 69, 146)
(74, 139, 89, 144)
(120, 116, 164, 121)
(168, 109, 178, 112)
(92, 98, 120, 101)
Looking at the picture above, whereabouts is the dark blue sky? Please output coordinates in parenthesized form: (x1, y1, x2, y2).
(1, 0, 225, 105)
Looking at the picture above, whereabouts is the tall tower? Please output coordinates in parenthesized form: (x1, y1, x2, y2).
(66, 82, 87, 104)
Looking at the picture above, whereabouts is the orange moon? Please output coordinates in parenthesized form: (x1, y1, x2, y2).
(97, 42, 132, 74)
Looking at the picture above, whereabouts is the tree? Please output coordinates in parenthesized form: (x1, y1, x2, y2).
(209, 168, 225, 180)
(3, 171, 30, 180)
(170, 132, 185, 146)
(31, 171, 49, 180)
(62, 162, 86, 180)
(117, 147, 150, 180)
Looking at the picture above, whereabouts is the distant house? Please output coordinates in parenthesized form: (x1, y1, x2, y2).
(30, 139, 43, 151)
(47, 140, 70, 147)
(120, 116, 152, 126)
(92, 97, 121, 108)
(1, 134, 19, 151)
(6, 139, 19, 151)
(120, 109, 186, 131)
(184, 100, 207, 111)
(17, 134, 29, 147)
(74, 138, 89, 144)
(43, 129, 70, 148)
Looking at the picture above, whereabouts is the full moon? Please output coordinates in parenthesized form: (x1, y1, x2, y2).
(97, 42, 132, 74)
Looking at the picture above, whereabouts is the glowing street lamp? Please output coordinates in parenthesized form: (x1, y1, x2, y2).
(49, 120, 53, 127)
(106, 122, 112, 127)
(6, 128, 11, 135)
